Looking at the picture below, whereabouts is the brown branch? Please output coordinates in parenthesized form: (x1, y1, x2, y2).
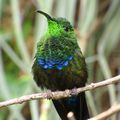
(0, 75, 120, 109)
(89, 104, 120, 120)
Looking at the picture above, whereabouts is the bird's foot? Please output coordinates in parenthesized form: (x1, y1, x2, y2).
(47, 90, 53, 99)
(71, 87, 77, 96)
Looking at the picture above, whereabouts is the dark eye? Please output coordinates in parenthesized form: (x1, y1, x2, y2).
(64, 27, 69, 32)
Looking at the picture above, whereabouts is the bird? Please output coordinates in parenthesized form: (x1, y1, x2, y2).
(32, 10, 89, 120)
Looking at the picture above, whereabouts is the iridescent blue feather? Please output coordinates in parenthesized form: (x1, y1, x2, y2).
(37, 55, 73, 70)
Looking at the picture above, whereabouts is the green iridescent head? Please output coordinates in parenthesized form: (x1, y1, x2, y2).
(36, 10, 74, 37)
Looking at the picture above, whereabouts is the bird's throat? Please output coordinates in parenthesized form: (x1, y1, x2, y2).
(47, 20, 63, 37)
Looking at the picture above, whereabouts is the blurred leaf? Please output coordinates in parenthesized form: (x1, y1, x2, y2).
(6, 73, 31, 97)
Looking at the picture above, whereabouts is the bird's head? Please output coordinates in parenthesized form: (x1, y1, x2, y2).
(36, 10, 74, 37)
(35, 10, 78, 70)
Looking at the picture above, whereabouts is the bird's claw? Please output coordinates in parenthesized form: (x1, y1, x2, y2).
(71, 88, 77, 96)
(47, 90, 53, 99)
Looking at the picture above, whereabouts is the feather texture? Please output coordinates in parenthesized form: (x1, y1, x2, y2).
(32, 11, 89, 120)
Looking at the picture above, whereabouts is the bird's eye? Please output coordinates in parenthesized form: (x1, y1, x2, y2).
(64, 27, 69, 32)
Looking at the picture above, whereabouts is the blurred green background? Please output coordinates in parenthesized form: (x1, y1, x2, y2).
(0, 0, 120, 120)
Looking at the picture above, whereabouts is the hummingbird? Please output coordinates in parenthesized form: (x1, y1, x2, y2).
(32, 10, 89, 120)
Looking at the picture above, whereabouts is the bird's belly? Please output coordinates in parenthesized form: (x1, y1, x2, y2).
(42, 69, 86, 91)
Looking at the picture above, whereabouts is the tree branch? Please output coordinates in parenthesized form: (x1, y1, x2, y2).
(89, 104, 120, 120)
(0, 75, 120, 109)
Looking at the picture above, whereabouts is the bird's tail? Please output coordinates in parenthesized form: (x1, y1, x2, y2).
(52, 92, 89, 120)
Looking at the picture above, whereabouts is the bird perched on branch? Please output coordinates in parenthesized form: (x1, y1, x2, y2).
(32, 10, 89, 120)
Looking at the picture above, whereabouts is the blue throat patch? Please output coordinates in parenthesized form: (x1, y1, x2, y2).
(37, 55, 73, 70)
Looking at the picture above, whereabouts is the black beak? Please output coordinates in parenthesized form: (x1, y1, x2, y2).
(36, 10, 53, 21)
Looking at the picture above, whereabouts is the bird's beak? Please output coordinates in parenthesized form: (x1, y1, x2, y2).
(36, 10, 53, 21)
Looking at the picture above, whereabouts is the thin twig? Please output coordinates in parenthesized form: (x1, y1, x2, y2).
(89, 104, 120, 120)
(67, 112, 76, 120)
(0, 75, 120, 109)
